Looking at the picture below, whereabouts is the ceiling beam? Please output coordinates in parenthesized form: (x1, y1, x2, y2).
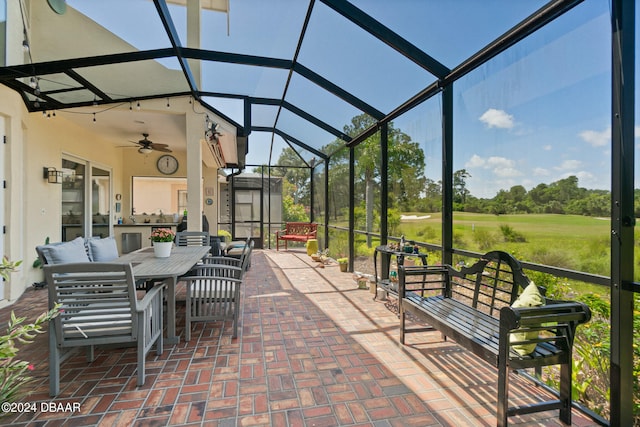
(345, 0, 585, 150)
(294, 64, 384, 120)
(444, 0, 584, 85)
(182, 48, 384, 121)
(153, 0, 199, 94)
(252, 126, 327, 160)
(319, 0, 450, 78)
(181, 48, 293, 69)
(0, 49, 176, 81)
(65, 69, 113, 102)
(250, 97, 351, 142)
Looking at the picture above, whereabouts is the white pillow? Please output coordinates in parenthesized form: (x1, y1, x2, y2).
(87, 237, 119, 262)
(510, 282, 544, 355)
(40, 237, 91, 264)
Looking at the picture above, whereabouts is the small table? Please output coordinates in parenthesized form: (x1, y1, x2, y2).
(117, 245, 211, 344)
(373, 245, 428, 299)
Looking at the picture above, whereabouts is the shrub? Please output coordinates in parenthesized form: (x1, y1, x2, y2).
(526, 271, 570, 299)
(528, 246, 576, 270)
(499, 224, 526, 242)
(415, 226, 437, 240)
(472, 229, 498, 250)
(0, 306, 60, 405)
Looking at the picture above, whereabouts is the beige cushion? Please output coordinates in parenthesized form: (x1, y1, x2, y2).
(510, 282, 544, 355)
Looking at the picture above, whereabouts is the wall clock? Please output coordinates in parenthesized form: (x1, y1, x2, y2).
(47, 0, 67, 14)
(157, 155, 179, 175)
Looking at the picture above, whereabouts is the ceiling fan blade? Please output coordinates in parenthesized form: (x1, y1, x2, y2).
(153, 146, 172, 153)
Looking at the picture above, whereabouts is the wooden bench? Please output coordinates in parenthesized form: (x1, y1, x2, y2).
(398, 251, 591, 427)
(275, 222, 317, 251)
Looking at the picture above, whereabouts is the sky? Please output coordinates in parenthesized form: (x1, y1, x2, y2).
(64, 1, 631, 199)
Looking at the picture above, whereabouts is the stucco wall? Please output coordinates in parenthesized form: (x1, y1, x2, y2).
(0, 85, 126, 303)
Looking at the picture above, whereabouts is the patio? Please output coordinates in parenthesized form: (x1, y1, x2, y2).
(1, 249, 598, 426)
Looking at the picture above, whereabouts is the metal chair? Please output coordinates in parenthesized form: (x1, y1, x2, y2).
(175, 231, 210, 246)
(45, 262, 165, 396)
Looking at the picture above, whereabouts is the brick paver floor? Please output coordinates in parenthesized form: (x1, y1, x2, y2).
(0, 249, 599, 426)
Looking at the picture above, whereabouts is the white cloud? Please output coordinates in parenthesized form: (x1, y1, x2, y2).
(465, 154, 485, 168)
(479, 108, 515, 129)
(465, 154, 521, 178)
(486, 156, 515, 169)
(556, 159, 582, 170)
(533, 167, 550, 176)
(542, 145, 552, 151)
(494, 167, 521, 178)
(579, 127, 610, 147)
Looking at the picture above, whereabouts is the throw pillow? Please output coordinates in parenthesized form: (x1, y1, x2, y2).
(510, 282, 544, 356)
(40, 237, 91, 264)
(87, 237, 119, 262)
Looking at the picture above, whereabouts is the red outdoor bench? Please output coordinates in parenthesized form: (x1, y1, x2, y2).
(275, 222, 317, 251)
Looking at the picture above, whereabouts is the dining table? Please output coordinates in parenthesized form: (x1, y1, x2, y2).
(116, 245, 211, 344)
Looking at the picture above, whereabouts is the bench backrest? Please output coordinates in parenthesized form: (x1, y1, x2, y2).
(450, 251, 532, 318)
(284, 222, 317, 236)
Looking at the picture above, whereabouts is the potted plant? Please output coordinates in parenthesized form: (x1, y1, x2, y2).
(337, 258, 348, 272)
(150, 228, 175, 258)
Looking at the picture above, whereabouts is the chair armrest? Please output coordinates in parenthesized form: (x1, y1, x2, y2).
(136, 282, 166, 312)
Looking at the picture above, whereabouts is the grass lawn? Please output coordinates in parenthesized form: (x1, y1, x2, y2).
(397, 212, 617, 291)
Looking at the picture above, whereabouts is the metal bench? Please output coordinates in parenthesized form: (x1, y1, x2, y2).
(398, 250, 591, 427)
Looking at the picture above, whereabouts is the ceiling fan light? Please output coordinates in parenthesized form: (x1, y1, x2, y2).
(138, 147, 153, 154)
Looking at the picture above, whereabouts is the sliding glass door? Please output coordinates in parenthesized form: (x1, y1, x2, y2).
(91, 166, 110, 238)
(61, 157, 111, 241)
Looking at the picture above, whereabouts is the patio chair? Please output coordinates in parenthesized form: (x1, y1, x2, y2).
(182, 263, 244, 340)
(203, 238, 253, 279)
(175, 231, 210, 246)
(45, 262, 165, 396)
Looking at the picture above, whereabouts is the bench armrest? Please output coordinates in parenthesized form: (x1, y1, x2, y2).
(500, 301, 591, 331)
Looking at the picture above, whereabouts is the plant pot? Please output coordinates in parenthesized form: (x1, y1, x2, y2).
(339, 263, 348, 272)
(153, 241, 173, 258)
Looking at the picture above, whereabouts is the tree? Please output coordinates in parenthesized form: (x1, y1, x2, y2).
(334, 114, 426, 246)
(272, 147, 312, 206)
(453, 169, 471, 205)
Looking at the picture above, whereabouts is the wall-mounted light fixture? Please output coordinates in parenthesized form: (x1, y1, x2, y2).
(43, 167, 63, 184)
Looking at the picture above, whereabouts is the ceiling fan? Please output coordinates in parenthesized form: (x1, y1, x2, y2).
(132, 133, 172, 154)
